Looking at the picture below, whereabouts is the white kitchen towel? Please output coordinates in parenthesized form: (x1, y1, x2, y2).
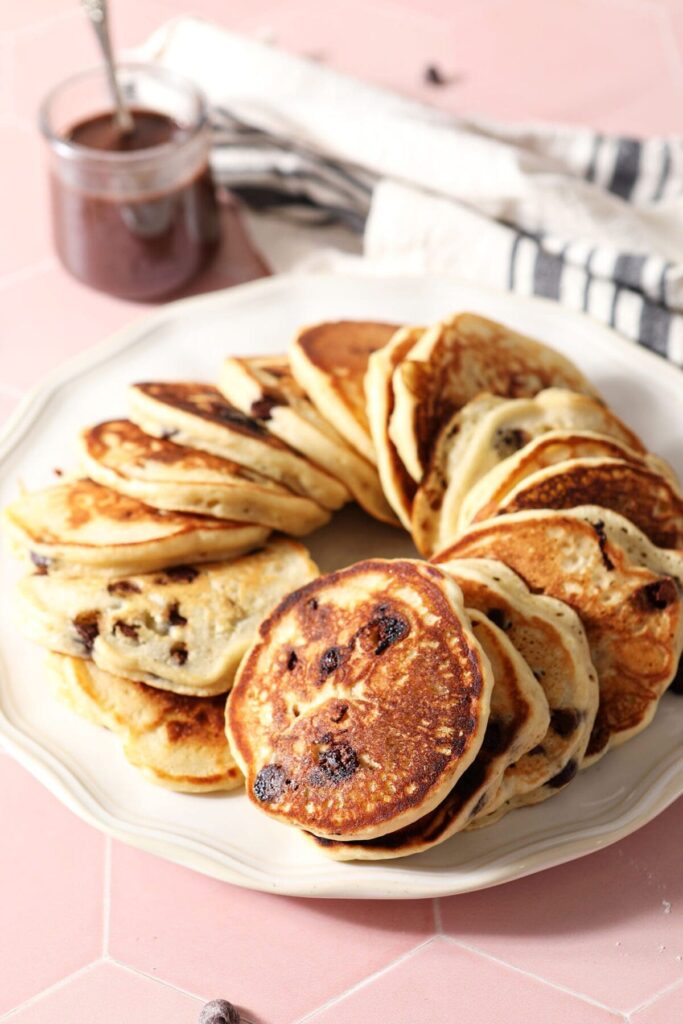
(141, 16, 683, 365)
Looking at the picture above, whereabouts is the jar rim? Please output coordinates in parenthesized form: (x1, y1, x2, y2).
(38, 62, 209, 164)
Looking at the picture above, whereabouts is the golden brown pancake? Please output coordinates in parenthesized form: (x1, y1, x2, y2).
(226, 559, 494, 840)
(307, 609, 548, 860)
(434, 507, 683, 764)
(128, 381, 347, 510)
(289, 321, 400, 461)
(80, 419, 330, 537)
(389, 312, 599, 483)
(49, 654, 241, 792)
(493, 457, 683, 550)
(2, 478, 269, 576)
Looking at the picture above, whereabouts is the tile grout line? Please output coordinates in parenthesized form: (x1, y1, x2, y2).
(441, 935, 627, 1018)
(0, 960, 103, 1021)
(101, 835, 112, 957)
(626, 972, 683, 1018)
(105, 957, 205, 1005)
(291, 936, 437, 1024)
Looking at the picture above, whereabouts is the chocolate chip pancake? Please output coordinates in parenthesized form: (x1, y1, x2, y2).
(80, 420, 330, 537)
(19, 538, 318, 697)
(389, 312, 599, 483)
(226, 559, 494, 840)
(461, 430, 677, 530)
(307, 608, 548, 860)
(492, 457, 683, 550)
(364, 326, 424, 530)
(129, 381, 347, 510)
(49, 654, 241, 793)
(288, 321, 400, 462)
(435, 508, 683, 764)
(439, 559, 598, 812)
(218, 355, 397, 525)
(412, 389, 645, 556)
(2, 478, 269, 577)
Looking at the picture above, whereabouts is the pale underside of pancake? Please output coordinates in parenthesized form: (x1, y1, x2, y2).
(364, 326, 424, 530)
(18, 538, 319, 698)
(440, 559, 598, 813)
(2, 478, 270, 577)
(307, 608, 548, 860)
(227, 559, 494, 840)
(128, 381, 347, 511)
(49, 654, 241, 793)
(288, 321, 400, 463)
(80, 419, 330, 538)
(412, 389, 646, 557)
(492, 457, 683, 550)
(461, 430, 678, 531)
(389, 312, 600, 484)
(434, 507, 683, 765)
(218, 355, 398, 525)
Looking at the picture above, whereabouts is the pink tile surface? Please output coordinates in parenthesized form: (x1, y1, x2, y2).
(7, 962, 202, 1023)
(109, 842, 433, 1022)
(306, 938, 622, 1024)
(4, 1, 683, 1022)
(0, 757, 105, 1015)
(440, 798, 683, 1013)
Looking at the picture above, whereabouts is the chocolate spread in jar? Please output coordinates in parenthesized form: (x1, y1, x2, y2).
(50, 108, 219, 301)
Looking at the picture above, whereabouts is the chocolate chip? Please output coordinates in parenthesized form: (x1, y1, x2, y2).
(331, 702, 349, 723)
(250, 395, 281, 421)
(550, 708, 580, 737)
(320, 646, 343, 678)
(287, 650, 298, 671)
(373, 614, 409, 655)
(162, 565, 199, 584)
(546, 758, 578, 789)
(485, 607, 509, 630)
(198, 998, 241, 1024)
(312, 743, 359, 784)
(307, 597, 319, 611)
(528, 744, 545, 757)
(167, 601, 187, 626)
(170, 643, 188, 665)
(493, 427, 529, 457)
(637, 578, 679, 611)
(424, 63, 449, 86)
(106, 580, 141, 596)
(253, 764, 287, 802)
(160, 428, 179, 440)
(113, 620, 139, 641)
(30, 551, 51, 575)
(591, 520, 614, 571)
(73, 613, 99, 655)
(481, 717, 513, 756)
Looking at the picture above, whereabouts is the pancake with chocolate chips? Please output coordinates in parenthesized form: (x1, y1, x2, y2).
(18, 538, 318, 697)
(226, 559, 494, 840)
(412, 389, 645, 556)
(460, 430, 677, 530)
(389, 312, 599, 484)
(218, 355, 397, 525)
(288, 321, 400, 462)
(490, 457, 683, 550)
(439, 559, 598, 813)
(306, 608, 548, 860)
(2, 477, 269, 577)
(80, 420, 330, 537)
(128, 381, 347, 511)
(434, 507, 683, 765)
(364, 326, 425, 530)
(49, 654, 242, 793)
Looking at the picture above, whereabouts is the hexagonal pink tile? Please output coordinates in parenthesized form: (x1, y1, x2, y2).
(632, 980, 683, 1023)
(441, 798, 683, 1013)
(109, 842, 433, 1023)
(0, 757, 105, 1014)
(306, 937, 622, 1023)
(0, 122, 51, 277)
(7, 962, 202, 1023)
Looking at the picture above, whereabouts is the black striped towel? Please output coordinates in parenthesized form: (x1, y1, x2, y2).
(143, 17, 683, 365)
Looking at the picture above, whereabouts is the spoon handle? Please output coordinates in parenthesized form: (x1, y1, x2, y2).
(81, 0, 134, 134)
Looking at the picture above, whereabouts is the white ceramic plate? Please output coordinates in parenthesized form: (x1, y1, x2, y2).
(2, 271, 683, 899)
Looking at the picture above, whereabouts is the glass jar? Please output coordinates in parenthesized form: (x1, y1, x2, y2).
(39, 63, 220, 301)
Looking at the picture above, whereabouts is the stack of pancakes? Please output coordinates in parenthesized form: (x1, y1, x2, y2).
(5, 312, 683, 859)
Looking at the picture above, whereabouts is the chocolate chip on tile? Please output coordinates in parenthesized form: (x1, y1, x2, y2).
(198, 999, 241, 1024)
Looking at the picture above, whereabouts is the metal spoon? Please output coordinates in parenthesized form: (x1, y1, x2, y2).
(81, 0, 134, 135)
